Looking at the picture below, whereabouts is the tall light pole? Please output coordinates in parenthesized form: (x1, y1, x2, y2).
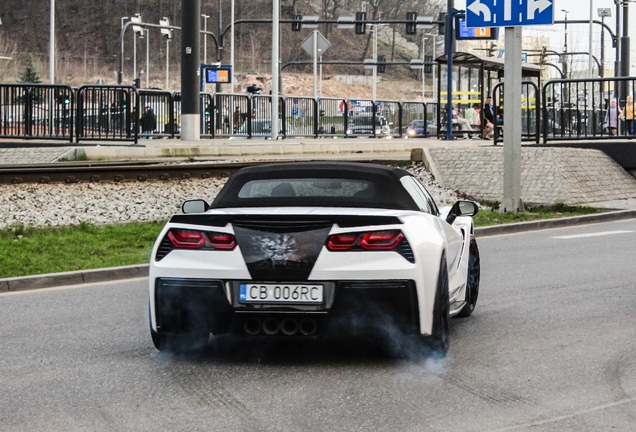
(50, 0, 55, 83)
(598, 8, 612, 78)
(561, 9, 569, 80)
(202, 14, 209, 64)
(373, 24, 378, 101)
(131, 14, 142, 84)
(422, 36, 428, 101)
(588, 1, 594, 78)
(271, 0, 280, 140)
(120, 16, 128, 83)
(145, 28, 150, 88)
(230, 0, 235, 93)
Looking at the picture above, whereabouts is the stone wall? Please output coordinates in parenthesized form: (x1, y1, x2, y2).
(428, 147, 636, 205)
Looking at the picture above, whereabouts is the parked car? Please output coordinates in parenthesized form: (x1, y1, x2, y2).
(346, 114, 392, 137)
(148, 162, 481, 356)
(405, 119, 426, 138)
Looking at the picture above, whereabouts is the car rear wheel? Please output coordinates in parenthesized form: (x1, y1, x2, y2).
(456, 237, 480, 318)
(424, 255, 450, 356)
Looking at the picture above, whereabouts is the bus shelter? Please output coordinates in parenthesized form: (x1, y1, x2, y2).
(435, 52, 543, 139)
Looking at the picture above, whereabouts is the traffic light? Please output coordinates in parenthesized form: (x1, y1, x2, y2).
(488, 42, 497, 57)
(540, 46, 546, 65)
(204, 103, 211, 116)
(424, 55, 433, 74)
(355, 12, 366, 35)
(57, 94, 70, 105)
(377, 55, 386, 73)
(292, 15, 302, 32)
(438, 12, 446, 36)
(406, 12, 417, 35)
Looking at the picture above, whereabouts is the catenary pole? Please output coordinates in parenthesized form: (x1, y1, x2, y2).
(270, 0, 285, 141)
(271, 0, 280, 140)
(181, 0, 201, 141)
(50, 0, 55, 83)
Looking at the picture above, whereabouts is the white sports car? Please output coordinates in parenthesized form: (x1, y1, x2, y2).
(148, 162, 480, 355)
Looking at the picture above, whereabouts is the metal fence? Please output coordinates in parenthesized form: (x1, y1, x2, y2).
(493, 81, 540, 144)
(542, 77, 636, 142)
(4, 78, 636, 144)
(0, 84, 75, 142)
(76, 85, 137, 143)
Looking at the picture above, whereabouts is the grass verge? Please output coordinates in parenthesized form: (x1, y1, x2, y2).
(472, 202, 606, 227)
(0, 203, 606, 279)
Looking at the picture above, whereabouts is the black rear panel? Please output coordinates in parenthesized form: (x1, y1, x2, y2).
(233, 220, 332, 281)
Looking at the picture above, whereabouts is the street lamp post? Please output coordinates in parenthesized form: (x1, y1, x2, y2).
(202, 14, 209, 64)
(120, 17, 128, 83)
(422, 36, 428, 102)
(145, 29, 150, 88)
(166, 38, 170, 89)
(50, 0, 55, 83)
(598, 8, 612, 79)
(561, 9, 569, 80)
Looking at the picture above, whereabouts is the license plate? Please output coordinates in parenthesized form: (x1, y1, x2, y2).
(239, 283, 323, 304)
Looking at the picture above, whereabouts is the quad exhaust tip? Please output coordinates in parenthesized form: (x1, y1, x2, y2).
(242, 317, 318, 336)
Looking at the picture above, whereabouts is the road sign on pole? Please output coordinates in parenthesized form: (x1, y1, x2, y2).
(466, 0, 554, 28)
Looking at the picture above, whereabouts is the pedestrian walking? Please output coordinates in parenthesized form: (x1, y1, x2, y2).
(604, 99, 621, 136)
(140, 106, 156, 139)
(621, 94, 635, 136)
(233, 106, 242, 133)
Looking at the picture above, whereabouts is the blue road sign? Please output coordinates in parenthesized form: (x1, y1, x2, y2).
(292, 107, 299, 116)
(465, 0, 554, 28)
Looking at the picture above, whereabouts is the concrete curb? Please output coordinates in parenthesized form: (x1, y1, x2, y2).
(475, 209, 636, 237)
(1, 210, 634, 293)
(0, 264, 149, 293)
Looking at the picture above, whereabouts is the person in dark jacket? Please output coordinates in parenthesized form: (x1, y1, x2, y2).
(141, 106, 156, 139)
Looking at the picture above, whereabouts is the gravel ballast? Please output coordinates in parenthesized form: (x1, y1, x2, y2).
(1, 163, 464, 229)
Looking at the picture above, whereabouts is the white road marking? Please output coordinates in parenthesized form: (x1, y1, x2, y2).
(551, 230, 634, 240)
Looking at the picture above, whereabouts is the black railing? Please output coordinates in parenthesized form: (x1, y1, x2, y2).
(0, 84, 75, 143)
(4, 78, 636, 143)
(493, 81, 540, 145)
(542, 77, 636, 142)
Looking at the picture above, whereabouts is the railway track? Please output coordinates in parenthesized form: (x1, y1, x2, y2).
(0, 157, 407, 185)
(0, 161, 264, 185)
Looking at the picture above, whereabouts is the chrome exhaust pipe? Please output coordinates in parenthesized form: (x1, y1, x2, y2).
(262, 318, 281, 335)
(244, 317, 262, 335)
(299, 318, 318, 336)
(280, 318, 299, 336)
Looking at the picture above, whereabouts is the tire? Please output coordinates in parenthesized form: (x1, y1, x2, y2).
(424, 255, 450, 356)
(456, 237, 481, 318)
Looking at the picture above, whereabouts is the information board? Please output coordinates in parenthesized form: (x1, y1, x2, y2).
(455, 18, 499, 40)
(205, 67, 232, 84)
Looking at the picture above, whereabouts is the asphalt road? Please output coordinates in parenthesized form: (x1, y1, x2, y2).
(1, 219, 636, 431)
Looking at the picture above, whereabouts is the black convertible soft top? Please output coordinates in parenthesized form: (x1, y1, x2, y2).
(210, 162, 421, 211)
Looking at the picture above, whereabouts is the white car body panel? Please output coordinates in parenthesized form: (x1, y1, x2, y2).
(149, 205, 472, 336)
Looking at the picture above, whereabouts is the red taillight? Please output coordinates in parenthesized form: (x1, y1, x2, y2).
(327, 230, 404, 251)
(167, 229, 206, 249)
(360, 230, 404, 250)
(326, 233, 360, 251)
(207, 232, 236, 250)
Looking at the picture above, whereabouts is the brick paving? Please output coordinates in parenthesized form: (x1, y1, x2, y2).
(0, 147, 71, 165)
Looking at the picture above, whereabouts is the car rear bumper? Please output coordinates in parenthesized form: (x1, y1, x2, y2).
(152, 277, 421, 339)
